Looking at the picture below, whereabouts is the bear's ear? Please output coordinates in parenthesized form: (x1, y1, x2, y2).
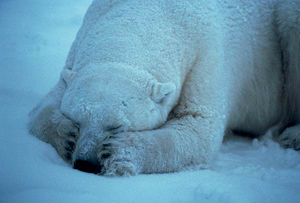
(151, 82, 176, 105)
(61, 68, 76, 84)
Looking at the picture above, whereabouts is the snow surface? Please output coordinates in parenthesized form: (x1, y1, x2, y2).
(1, 0, 300, 202)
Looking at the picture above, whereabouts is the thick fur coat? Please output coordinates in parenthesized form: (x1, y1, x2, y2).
(28, 0, 300, 175)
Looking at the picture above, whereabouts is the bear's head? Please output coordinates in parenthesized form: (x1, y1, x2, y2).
(60, 63, 176, 170)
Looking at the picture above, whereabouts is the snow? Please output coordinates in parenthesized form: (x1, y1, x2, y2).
(1, 0, 300, 202)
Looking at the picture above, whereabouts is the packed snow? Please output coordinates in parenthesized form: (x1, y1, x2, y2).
(1, 0, 300, 202)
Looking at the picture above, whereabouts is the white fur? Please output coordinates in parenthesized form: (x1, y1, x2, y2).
(28, 0, 300, 175)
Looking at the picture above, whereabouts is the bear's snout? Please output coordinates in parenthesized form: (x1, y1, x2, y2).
(73, 159, 101, 174)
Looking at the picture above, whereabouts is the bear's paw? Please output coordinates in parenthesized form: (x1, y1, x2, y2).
(54, 115, 80, 163)
(278, 125, 300, 151)
(98, 134, 141, 176)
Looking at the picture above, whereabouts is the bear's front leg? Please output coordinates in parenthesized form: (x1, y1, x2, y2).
(29, 104, 80, 164)
(98, 114, 225, 176)
(28, 77, 79, 163)
(51, 110, 80, 163)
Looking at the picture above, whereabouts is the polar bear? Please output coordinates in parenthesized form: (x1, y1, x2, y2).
(28, 0, 300, 175)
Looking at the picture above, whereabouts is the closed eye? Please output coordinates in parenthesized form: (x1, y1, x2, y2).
(73, 121, 81, 128)
(61, 112, 80, 128)
(105, 125, 123, 133)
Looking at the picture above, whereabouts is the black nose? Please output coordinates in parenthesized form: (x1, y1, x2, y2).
(73, 160, 101, 174)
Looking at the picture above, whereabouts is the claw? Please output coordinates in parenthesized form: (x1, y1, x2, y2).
(101, 153, 111, 159)
(69, 132, 77, 138)
(103, 143, 111, 147)
(67, 141, 75, 148)
(65, 152, 72, 160)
